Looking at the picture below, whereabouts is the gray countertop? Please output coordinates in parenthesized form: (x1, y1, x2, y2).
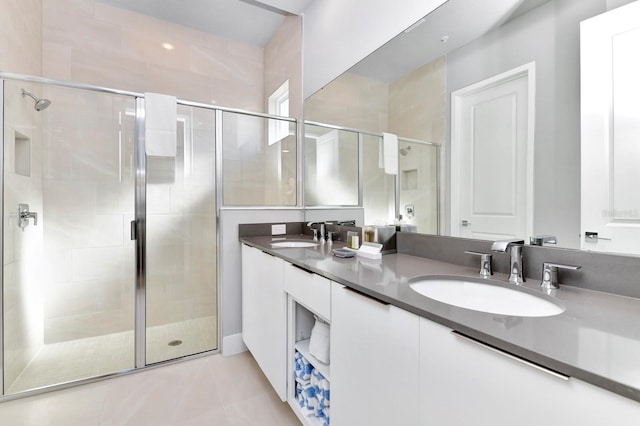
(241, 234, 640, 403)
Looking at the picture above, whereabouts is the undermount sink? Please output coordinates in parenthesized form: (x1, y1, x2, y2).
(270, 241, 319, 248)
(409, 277, 565, 317)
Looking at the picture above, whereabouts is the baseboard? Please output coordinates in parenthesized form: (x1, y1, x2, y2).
(222, 333, 247, 356)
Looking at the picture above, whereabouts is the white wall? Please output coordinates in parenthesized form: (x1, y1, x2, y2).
(302, 0, 447, 98)
(220, 208, 304, 354)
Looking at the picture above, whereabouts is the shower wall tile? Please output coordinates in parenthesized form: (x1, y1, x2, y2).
(389, 56, 446, 144)
(147, 245, 186, 277)
(42, 0, 264, 111)
(389, 57, 445, 234)
(44, 180, 97, 215)
(71, 246, 129, 282)
(146, 185, 172, 215)
(3, 82, 46, 390)
(0, 0, 42, 76)
(96, 183, 135, 215)
(46, 247, 73, 283)
(44, 309, 134, 344)
(44, 214, 125, 249)
(147, 214, 189, 247)
(187, 184, 217, 214)
(191, 151, 216, 182)
(43, 8, 122, 54)
(305, 72, 390, 132)
(264, 15, 303, 119)
(189, 216, 217, 247)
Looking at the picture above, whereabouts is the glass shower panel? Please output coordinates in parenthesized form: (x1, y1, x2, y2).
(222, 112, 297, 206)
(3, 80, 137, 394)
(304, 124, 359, 206)
(362, 133, 395, 225)
(398, 141, 439, 234)
(145, 104, 218, 364)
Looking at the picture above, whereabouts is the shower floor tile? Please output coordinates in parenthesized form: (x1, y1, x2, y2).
(6, 316, 217, 394)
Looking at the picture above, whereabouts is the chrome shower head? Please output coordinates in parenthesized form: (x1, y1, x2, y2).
(21, 89, 51, 111)
(400, 146, 412, 156)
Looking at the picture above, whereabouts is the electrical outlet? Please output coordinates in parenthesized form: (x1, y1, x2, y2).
(272, 224, 286, 235)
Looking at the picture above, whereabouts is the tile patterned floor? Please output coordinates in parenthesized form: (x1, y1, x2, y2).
(7, 317, 217, 394)
(0, 351, 301, 425)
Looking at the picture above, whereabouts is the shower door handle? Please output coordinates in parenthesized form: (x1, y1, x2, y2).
(18, 204, 38, 228)
(130, 220, 137, 240)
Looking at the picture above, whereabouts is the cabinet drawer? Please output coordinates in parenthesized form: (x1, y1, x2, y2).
(284, 262, 331, 320)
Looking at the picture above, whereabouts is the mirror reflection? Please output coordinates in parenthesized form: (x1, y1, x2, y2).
(304, 0, 640, 255)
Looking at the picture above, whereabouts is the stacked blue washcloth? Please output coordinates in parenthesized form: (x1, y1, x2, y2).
(294, 351, 331, 425)
(312, 369, 331, 422)
(294, 351, 313, 384)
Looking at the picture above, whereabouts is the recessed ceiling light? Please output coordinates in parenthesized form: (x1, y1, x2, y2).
(441, 35, 449, 43)
(162, 43, 174, 50)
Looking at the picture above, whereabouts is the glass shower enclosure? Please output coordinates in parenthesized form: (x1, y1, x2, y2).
(1, 76, 219, 396)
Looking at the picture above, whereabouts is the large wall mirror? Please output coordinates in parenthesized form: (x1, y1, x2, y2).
(304, 0, 640, 256)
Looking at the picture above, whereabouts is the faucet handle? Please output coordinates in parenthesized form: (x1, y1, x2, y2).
(530, 235, 557, 246)
(491, 239, 525, 252)
(465, 251, 493, 277)
(541, 262, 581, 290)
(327, 231, 338, 243)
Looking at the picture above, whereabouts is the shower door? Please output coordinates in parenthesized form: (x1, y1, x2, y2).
(144, 103, 218, 364)
(2, 78, 220, 396)
(2, 80, 138, 394)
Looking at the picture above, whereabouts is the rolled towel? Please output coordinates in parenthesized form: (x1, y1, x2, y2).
(309, 318, 330, 363)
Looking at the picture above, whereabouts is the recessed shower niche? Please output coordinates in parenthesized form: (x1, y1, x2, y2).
(14, 130, 31, 177)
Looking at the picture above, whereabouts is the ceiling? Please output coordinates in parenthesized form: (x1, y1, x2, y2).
(348, 0, 551, 83)
(96, 0, 314, 47)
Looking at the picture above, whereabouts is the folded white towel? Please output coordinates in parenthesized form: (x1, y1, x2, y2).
(145, 93, 177, 157)
(309, 318, 330, 363)
(383, 132, 398, 175)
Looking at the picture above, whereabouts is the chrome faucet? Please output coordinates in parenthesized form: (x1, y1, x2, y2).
(491, 239, 525, 284)
(307, 221, 326, 242)
(540, 262, 581, 291)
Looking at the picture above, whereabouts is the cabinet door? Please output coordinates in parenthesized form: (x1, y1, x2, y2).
(419, 318, 640, 425)
(331, 282, 420, 426)
(241, 244, 287, 400)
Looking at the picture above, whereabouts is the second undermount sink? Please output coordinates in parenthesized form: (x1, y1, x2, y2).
(409, 277, 565, 317)
(271, 241, 319, 248)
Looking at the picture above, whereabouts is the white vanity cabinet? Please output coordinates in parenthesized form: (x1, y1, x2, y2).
(419, 318, 640, 425)
(283, 262, 332, 426)
(330, 282, 421, 426)
(241, 244, 287, 400)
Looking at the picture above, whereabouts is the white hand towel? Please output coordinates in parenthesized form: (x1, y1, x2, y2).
(309, 318, 330, 363)
(383, 132, 398, 175)
(145, 93, 177, 157)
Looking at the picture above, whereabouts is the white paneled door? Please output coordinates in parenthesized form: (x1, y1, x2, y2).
(451, 63, 535, 241)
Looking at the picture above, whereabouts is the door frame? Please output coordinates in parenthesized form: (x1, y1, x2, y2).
(450, 62, 536, 239)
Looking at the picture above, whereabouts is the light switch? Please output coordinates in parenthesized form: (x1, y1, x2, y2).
(272, 224, 286, 235)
